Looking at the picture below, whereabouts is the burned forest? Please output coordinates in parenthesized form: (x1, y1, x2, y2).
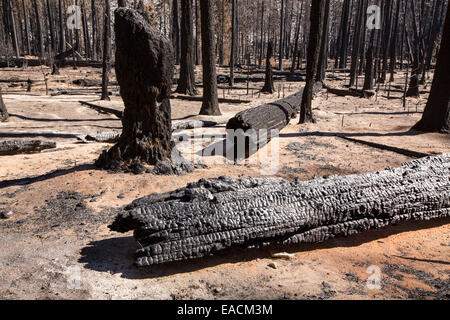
(0, 0, 449, 302)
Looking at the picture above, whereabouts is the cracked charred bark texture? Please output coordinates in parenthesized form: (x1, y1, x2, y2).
(96, 8, 191, 175)
(413, 2, 450, 133)
(110, 154, 450, 266)
(176, 0, 197, 96)
(199, 0, 221, 116)
(0, 93, 8, 121)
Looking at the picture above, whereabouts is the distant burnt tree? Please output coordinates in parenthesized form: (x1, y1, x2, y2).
(261, 41, 275, 94)
(413, 2, 450, 133)
(176, 0, 197, 96)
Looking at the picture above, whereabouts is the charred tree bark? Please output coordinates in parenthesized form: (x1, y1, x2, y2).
(363, 45, 374, 91)
(101, 0, 112, 101)
(316, 0, 330, 82)
(176, 0, 197, 96)
(0, 93, 8, 122)
(91, 0, 97, 60)
(199, 0, 221, 116)
(22, 0, 31, 55)
(96, 7, 192, 175)
(299, 0, 326, 124)
(261, 41, 275, 93)
(279, 0, 285, 70)
(229, 0, 237, 86)
(171, 0, 180, 65)
(109, 154, 450, 266)
(413, 3, 450, 133)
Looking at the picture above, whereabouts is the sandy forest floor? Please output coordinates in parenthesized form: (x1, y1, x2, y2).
(0, 65, 449, 300)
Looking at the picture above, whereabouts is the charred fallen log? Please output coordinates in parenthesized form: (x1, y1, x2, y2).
(0, 140, 56, 156)
(226, 90, 303, 134)
(109, 154, 450, 266)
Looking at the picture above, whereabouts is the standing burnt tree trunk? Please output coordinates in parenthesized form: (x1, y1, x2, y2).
(299, 0, 326, 124)
(413, 2, 450, 133)
(261, 41, 275, 93)
(97, 7, 192, 174)
(91, 0, 97, 60)
(199, 0, 221, 116)
(33, 0, 44, 58)
(0, 93, 8, 122)
(176, 0, 197, 96)
(171, 0, 180, 65)
(279, 0, 285, 70)
(229, 0, 237, 86)
(101, 0, 112, 101)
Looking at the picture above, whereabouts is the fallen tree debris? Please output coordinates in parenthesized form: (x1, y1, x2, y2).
(171, 95, 251, 104)
(77, 121, 220, 143)
(109, 154, 450, 266)
(0, 140, 56, 156)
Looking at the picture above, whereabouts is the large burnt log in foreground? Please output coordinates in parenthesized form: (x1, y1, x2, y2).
(110, 154, 450, 266)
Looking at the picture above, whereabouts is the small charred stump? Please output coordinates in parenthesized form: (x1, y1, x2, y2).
(109, 154, 450, 266)
(96, 8, 192, 175)
(0, 94, 8, 122)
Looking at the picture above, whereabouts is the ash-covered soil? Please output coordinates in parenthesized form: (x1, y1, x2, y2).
(0, 65, 448, 300)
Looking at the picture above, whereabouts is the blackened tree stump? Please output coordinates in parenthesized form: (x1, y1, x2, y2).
(96, 8, 192, 175)
(0, 94, 8, 122)
(110, 154, 450, 266)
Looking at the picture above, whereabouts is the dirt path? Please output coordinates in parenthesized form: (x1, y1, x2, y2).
(0, 66, 448, 300)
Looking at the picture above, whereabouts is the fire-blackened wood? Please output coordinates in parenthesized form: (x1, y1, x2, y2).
(109, 154, 450, 266)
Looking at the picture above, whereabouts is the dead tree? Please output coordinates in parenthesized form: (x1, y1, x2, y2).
(279, 0, 285, 70)
(299, 0, 326, 124)
(109, 154, 450, 266)
(229, 0, 237, 86)
(199, 0, 221, 116)
(0, 93, 8, 122)
(101, 0, 112, 101)
(261, 41, 275, 93)
(171, 0, 180, 64)
(96, 7, 192, 175)
(176, 0, 197, 96)
(413, 2, 450, 133)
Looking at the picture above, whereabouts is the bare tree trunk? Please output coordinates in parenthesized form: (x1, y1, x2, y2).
(171, 0, 180, 65)
(91, 0, 97, 60)
(33, 0, 44, 58)
(199, 0, 221, 116)
(101, 0, 111, 101)
(229, 0, 237, 86)
(176, 0, 197, 96)
(261, 41, 275, 93)
(22, 0, 31, 55)
(299, 0, 326, 124)
(279, 0, 285, 70)
(291, 0, 303, 73)
(413, 2, 450, 133)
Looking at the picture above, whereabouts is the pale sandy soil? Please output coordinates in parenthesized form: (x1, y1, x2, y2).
(0, 66, 448, 300)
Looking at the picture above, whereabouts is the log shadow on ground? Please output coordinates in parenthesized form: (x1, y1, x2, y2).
(0, 163, 96, 189)
(78, 217, 450, 279)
